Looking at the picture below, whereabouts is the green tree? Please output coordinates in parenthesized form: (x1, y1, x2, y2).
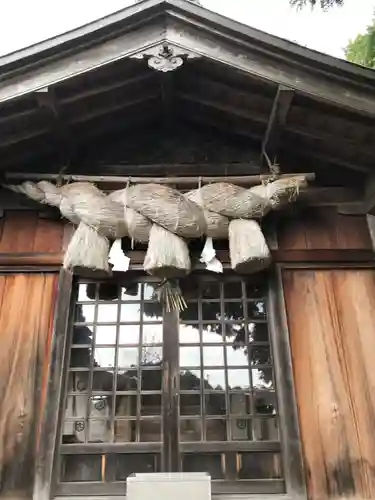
(345, 17, 375, 69)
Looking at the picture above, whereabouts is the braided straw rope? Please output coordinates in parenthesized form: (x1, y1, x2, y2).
(7, 176, 307, 276)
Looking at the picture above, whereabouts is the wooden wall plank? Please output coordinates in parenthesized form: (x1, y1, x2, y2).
(33, 218, 65, 253)
(278, 208, 372, 251)
(0, 273, 58, 499)
(0, 212, 39, 252)
(283, 269, 375, 500)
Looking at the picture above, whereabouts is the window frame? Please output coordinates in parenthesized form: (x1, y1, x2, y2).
(35, 266, 307, 500)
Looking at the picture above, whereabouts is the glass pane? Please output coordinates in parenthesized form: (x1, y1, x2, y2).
(116, 394, 136, 418)
(106, 454, 159, 481)
(224, 323, 245, 344)
(180, 419, 202, 441)
(94, 348, 115, 368)
(180, 324, 200, 343)
(228, 369, 250, 390)
(141, 395, 162, 416)
(72, 324, 93, 346)
(183, 453, 223, 479)
(180, 393, 201, 415)
(140, 346, 162, 367)
(203, 346, 224, 366)
(180, 301, 198, 323)
(118, 348, 139, 369)
(119, 324, 140, 344)
(202, 323, 223, 343)
(253, 418, 279, 441)
(140, 419, 161, 442)
(239, 452, 282, 479)
(88, 417, 111, 442)
(70, 347, 90, 368)
(254, 392, 277, 415)
(143, 302, 162, 321)
(180, 347, 201, 367)
(97, 304, 118, 323)
(249, 322, 269, 343)
(248, 300, 267, 319)
(96, 325, 117, 345)
(92, 370, 114, 392)
(201, 281, 220, 299)
(77, 284, 95, 302)
(206, 421, 227, 442)
(97, 283, 118, 301)
(117, 371, 137, 391)
(64, 395, 88, 419)
(224, 302, 244, 321)
(143, 283, 155, 300)
(204, 370, 225, 391)
(61, 455, 101, 482)
(202, 302, 220, 322)
(120, 303, 141, 322)
(180, 370, 202, 391)
(224, 281, 242, 299)
(205, 393, 226, 416)
(67, 371, 89, 391)
(252, 368, 274, 390)
(230, 418, 252, 441)
(114, 419, 135, 442)
(251, 346, 271, 366)
(121, 283, 141, 300)
(75, 304, 95, 323)
(141, 369, 162, 391)
(229, 393, 251, 416)
(226, 345, 249, 366)
(143, 324, 163, 345)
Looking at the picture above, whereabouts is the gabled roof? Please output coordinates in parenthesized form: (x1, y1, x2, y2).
(0, 0, 375, 183)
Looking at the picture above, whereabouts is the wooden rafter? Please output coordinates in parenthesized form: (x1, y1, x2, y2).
(261, 85, 294, 168)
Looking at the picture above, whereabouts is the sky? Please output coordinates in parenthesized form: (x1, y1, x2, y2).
(0, 0, 373, 60)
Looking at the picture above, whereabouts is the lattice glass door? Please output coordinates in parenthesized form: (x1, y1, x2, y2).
(56, 273, 284, 497)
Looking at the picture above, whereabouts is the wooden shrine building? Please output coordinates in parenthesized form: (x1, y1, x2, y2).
(1, 1, 375, 499)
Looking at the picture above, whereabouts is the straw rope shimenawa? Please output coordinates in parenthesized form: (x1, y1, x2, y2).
(7, 175, 307, 282)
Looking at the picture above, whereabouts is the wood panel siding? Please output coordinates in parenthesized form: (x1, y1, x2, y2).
(0, 273, 58, 499)
(283, 269, 375, 500)
(277, 208, 372, 252)
(0, 212, 65, 254)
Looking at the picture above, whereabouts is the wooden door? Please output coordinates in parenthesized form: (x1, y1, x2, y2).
(283, 269, 375, 500)
(0, 273, 57, 499)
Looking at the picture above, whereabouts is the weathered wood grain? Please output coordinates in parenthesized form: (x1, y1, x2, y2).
(278, 208, 372, 252)
(0, 274, 58, 499)
(283, 269, 375, 500)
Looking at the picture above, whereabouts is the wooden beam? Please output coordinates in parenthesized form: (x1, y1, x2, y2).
(179, 94, 374, 173)
(0, 94, 160, 149)
(261, 85, 294, 167)
(0, 252, 63, 266)
(5, 171, 315, 187)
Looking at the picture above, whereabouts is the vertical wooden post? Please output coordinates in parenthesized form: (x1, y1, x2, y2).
(33, 270, 73, 500)
(267, 265, 307, 500)
(162, 309, 180, 472)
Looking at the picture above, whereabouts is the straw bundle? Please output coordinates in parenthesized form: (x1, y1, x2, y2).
(143, 225, 191, 278)
(110, 190, 151, 243)
(125, 184, 206, 238)
(60, 183, 127, 239)
(193, 182, 269, 219)
(229, 219, 271, 274)
(186, 188, 229, 239)
(64, 222, 110, 274)
(6, 175, 308, 279)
